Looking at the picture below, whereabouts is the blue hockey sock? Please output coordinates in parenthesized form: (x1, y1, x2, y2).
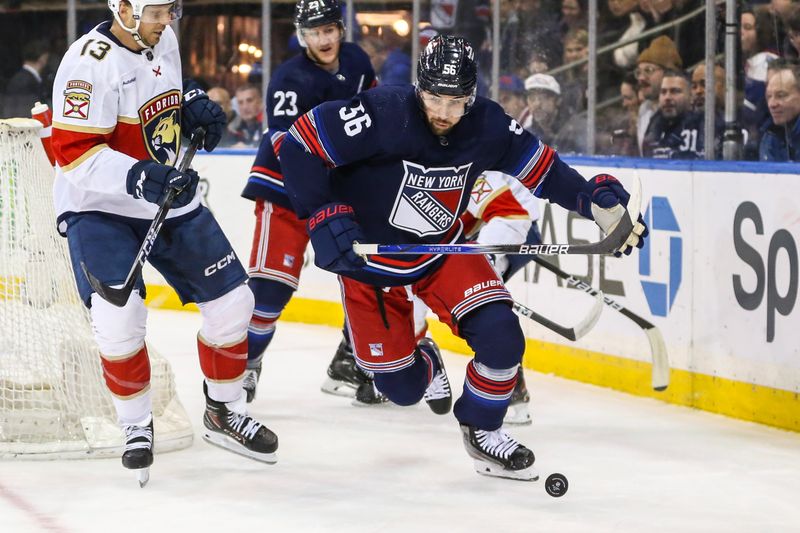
(247, 278, 295, 366)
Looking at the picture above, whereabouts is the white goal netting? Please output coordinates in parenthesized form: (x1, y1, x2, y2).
(0, 119, 193, 459)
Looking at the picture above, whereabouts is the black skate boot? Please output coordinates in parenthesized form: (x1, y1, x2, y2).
(353, 379, 389, 406)
(202, 385, 278, 464)
(503, 367, 531, 426)
(419, 337, 452, 415)
(460, 424, 538, 481)
(243, 363, 262, 403)
(121, 414, 154, 488)
(321, 337, 370, 397)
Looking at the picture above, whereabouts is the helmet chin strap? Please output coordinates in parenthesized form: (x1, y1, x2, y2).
(112, 9, 154, 56)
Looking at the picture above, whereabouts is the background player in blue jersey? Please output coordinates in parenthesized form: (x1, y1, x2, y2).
(279, 35, 647, 481)
(240, 0, 377, 403)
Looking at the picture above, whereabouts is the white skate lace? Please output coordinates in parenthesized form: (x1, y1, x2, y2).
(474, 428, 520, 460)
(227, 412, 262, 441)
(123, 424, 153, 451)
(243, 369, 258, 391)
(424, 369, 451, 401)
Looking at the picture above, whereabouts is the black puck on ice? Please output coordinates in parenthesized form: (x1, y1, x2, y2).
(545, 473, 568, 497)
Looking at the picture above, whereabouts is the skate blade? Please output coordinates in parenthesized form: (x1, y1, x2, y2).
(350, 397, 390, 407)
(202, 431, 277, 464)
(472, 459, 539, 482)
(320, 377, 358, 398)
(503, 403, 532, 426)
(136, 468, 150, 488)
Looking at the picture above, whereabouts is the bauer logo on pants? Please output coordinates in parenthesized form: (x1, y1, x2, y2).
(389, 161, 472, 237)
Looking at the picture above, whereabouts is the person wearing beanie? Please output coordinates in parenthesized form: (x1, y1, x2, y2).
(635, 35, 683, 154)
(497, 74, 527, 121)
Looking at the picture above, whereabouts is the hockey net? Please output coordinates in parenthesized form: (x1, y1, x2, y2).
(0, 119, 193, 459)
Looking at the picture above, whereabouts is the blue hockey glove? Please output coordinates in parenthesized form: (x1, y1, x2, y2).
(307, 203, 366, 274)
(577, 174, 648, 257)
(182, 82, 225, 152)
(126, 160, 200, 209)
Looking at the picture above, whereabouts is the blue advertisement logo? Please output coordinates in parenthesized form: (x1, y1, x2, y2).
(639, 197, 682, 317)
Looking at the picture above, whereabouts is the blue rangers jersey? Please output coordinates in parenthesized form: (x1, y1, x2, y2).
(241, 42, 376, 208)
(281, 84, 592, 287)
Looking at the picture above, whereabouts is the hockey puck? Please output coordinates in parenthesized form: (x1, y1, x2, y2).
(545, 473, 568, 497)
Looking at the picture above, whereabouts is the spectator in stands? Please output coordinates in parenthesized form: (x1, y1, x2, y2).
(207, 87, 239, 148)
(559, 29, 589, 112)
(741, 5, 780, 145)
(690, 62, 725, 113)
(635, 35, 682, 154)
(500, 0, 561, 76)
(360, 35, 411, 86)
(2, 39, 50, 119)
(522, 73, 563, 145)
(642, 70, 720, 159)
(560, 0, 587, 37)
(605, 0, 647, 71)
(760, 62, 800, 161)
(783, 4, 800, 60)
(497, 74, 527, 121)
(599, 72, 641, 156)
(525, 49, 553, 78)
(228, 84, 263, 147)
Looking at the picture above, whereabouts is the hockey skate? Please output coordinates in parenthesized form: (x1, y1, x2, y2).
(460, 424, 538, 481)
(503, 367, 532, 426)
(321, 337, 370, 397)
(419, 337, 452, 415)
(242, 363, 262, 403)
(352, 380, 389, 406)
(122, 415, 154, 488)
(202, 385, 278, 464)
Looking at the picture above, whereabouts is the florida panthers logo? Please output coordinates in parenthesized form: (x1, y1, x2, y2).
(389, 161, 472, 237)
(138, 90, 182, 164)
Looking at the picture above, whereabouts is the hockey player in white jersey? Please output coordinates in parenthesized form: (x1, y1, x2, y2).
(51, 0, 277, 485)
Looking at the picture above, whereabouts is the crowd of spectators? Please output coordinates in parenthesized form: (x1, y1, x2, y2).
(2, 0, 799, 160)
(483, 0, 800, 162)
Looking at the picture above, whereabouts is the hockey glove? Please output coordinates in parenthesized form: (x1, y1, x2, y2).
(182, 82, 226, 152)
(126, 160, 200, 209)
(307, 203, 366, 275)
(577, 174, 648, 257)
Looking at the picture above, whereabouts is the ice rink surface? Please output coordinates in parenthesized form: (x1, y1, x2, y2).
(2, 309, 799, 533)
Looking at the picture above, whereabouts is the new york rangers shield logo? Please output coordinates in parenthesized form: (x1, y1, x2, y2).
(138, 90, 182, 165)
(389, 161, 472, 237)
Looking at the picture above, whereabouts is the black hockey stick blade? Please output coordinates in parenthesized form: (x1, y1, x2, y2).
(80, 261, 137, 307)
(532, 255, 670, 391)
(83, 127, 206, 307)
(512, 290, 603, 341)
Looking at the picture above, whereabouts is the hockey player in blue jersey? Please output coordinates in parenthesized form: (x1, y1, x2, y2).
(280, 35, 647, 480)
(240, 0, 378, 403)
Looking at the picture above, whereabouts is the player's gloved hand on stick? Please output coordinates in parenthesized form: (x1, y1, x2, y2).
(182, 81, 225, 152)
(577, 174, 648, 257)
(307, 203, 366, 274)
(126, 160, 200, 209)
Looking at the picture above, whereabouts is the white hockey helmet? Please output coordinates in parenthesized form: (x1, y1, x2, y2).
(108, 1, 182, 44)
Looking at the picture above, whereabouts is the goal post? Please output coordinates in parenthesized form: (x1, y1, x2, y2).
(0, 119, 193, 459)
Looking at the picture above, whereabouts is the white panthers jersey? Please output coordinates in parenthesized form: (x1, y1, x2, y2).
(464, 171, 541, 245)
(51, 21, 199, 232)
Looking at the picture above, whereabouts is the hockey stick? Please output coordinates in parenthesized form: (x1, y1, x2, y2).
(354, 176, 642, 257)
(512, 290, 603, 341)
(531, 256, 670, 391)
(81, 127, 206, 307)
